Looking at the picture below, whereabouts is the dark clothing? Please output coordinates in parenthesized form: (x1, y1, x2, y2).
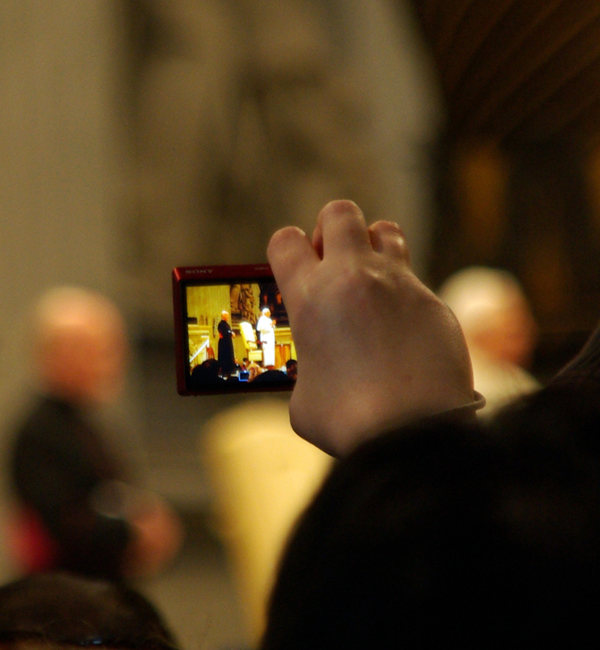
(217, 319, 236, 375)
(261, 388, 600, 649)
(252, 369, 292, 383)
(10, 395, 131, 580)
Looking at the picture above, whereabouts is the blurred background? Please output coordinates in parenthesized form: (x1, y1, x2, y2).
(2, 1, 600, 649)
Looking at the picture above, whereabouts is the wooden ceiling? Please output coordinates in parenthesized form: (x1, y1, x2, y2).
(410, 0, 600, 151)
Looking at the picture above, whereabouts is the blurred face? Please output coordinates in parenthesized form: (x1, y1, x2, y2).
(41, 310, 129, 406)
(78, 318, 129, 404)
(475, 297, 537, 367)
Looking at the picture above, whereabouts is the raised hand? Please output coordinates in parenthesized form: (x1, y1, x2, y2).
(268, 200, 475, 457)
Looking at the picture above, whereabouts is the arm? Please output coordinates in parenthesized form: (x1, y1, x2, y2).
(11, 405, 182, 580)
(267, 200, 476, 457)
(11, 431, 131, 579)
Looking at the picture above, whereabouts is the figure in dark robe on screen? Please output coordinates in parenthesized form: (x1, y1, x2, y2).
(218, 310, 236, 377)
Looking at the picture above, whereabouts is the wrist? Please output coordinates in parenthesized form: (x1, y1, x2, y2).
(295, 382, 484, 459)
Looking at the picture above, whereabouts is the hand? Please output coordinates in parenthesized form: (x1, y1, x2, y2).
(268, 200, 474, 457)
(122, 494, 184, 578)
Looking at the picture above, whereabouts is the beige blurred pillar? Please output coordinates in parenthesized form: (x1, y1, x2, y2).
(0, 0, 126, 579)
(202, 398, 333, 642)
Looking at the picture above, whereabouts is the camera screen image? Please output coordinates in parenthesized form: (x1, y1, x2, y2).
(173, 266, 296, 394)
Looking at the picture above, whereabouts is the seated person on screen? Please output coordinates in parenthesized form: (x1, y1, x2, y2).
(243, 357, 263, 381)
(258, 200, 600, 649)
(8, 287, 182, 581)
(285, 359, 298, 381)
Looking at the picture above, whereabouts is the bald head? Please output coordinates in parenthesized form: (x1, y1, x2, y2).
(438, 267, 537, 367)
(32, 287, 128, 406)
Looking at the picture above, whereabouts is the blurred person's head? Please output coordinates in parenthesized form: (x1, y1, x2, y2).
(0, 572, 178, 650)
(285, 359, 298, 381)
(31, 287, 129, 406)
(260, 388, 600, 649)
(221, 311, 230, 322)
(438, 266, 538, 367)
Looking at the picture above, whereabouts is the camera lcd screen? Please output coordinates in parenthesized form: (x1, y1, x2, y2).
(172, 265, 296, 395)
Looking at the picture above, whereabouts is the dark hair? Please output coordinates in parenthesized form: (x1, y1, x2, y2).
(547, 319, 600, 395)
(260, 391, 600, 649)
(0, 573, 178, 650)
(190, 359, 224, 388)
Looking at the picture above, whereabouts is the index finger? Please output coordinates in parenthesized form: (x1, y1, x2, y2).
(267, 225, 320, 297)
